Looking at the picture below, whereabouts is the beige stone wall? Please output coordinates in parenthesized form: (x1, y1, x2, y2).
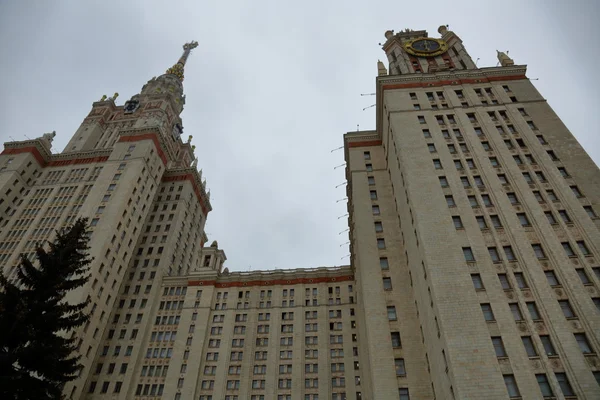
(343, 67, 600, 399)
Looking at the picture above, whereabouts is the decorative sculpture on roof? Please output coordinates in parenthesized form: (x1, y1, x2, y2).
(42, 131, 56, 144)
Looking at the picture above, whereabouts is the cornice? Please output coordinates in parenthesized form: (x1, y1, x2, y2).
(377, 65, 527, 87)
(187, 265, 354, 288)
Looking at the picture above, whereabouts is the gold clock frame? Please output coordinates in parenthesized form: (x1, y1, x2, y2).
(404, 37, 448, 57)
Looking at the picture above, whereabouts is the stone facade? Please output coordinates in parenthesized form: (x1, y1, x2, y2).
(0, 27, 599, 400)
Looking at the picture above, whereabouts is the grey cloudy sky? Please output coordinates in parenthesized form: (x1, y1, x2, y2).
(1, 1, 598, 272)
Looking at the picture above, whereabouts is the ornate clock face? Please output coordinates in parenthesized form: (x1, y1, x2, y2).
(123, 100, 140, 114)
(404, 37, 448, 57)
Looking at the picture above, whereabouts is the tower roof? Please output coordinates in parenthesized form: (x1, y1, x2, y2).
(165, 41, 199, 82)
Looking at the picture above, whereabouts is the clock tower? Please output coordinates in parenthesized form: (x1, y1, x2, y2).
(382, 26, 477, 75)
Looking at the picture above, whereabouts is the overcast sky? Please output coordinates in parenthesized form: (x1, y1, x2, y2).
(1, 1, 598, 272)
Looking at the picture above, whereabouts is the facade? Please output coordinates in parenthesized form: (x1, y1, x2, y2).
(0, 25, 598, 400)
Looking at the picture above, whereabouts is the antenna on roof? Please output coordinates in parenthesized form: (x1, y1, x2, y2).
(475, 58, 480, 66)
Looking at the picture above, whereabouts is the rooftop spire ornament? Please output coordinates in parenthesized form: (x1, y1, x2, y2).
(165, 41, 199, 82)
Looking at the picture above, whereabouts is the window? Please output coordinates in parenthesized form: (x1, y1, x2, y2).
(504, 246, 517, 262)
(448, 144, 456, 154)
(363, 151, 371, 160)
(380, 258, 389, 270)
(382, 278, 392, 290)
(445, 195, 455, 207)
(509, 303, 523, 321)
(571, 185, 583, 198)
(439, 176, 449, 188)
(370, 190, 377, 200)
(387, 306, 397, 321)
(522, 336, 538, 357)
(472, 274, 484, 290)
(555, 373, 575, 396)
(527, 301, 542, 321)
(374, 221, 383, 232)
(372, 205, 380, 215)
(463, 247, 475, 262)
(399, 388, 410, 400)
(535, 171, 546, 182)
(468, 196, 478, 208)
(490, 215, 502, 228)
(559, 300, 576, 318)
(545, 271, 560, 287)
(532, 244, 546, 259)
(576, 268, 590, 285)
(540, 335, 556, 356)
(410, 92, 417, 100)
(473, 176, 484, 187)
(507, 192, 518, 205)
(488, 247, 501, 263)
(481, 141, 491, 151)
(368, 176, 375, 185)
(492, 337, 507, 357)
(503, 375, 520, 398)
(422, 129, 431, 138)
(513, 155, 522, 165)
(545, 211, 557, 224)
(582, 205, 598, 220)
(522, 172, 533, 183)
(365, 164, 373, 172)
(577, 240, 591, 256)
(394, 358, 406, 376)
(454, 160, 463, 170)
(452, 216, 463, 229)
(547, 150, 558, 160)
(377, 239, 386, 249)
(536, 374, 554, 398)
(391, 332, 401, 347)
(562, 242, 575, 257)
(558, 167, 569, 177)
(418, 116, 426, 124)
(546, 190, 558, 202)
(460, 177, 470, 188)
(481, 304, 495, 321)
(498, 274, 511, 290)
(514, 272, 527, 288)
(433, 159, 442, 169)
(516, 213, 529, 227)
(575, 333, 593, 354)
(481, 195, 492, 207)
(476, 216, 487, 230)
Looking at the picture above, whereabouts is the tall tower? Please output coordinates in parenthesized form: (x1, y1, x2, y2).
(0, 41, 220, 400)
(345, 26, 600, 398)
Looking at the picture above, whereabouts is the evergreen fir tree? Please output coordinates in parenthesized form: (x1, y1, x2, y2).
(0, 218, 92, 399)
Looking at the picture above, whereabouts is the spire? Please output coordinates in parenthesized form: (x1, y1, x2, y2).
(165, 41, 199, 82)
